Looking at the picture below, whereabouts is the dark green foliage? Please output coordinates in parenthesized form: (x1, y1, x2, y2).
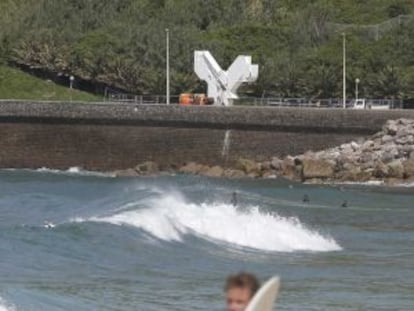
(0, 0, 413, 99)
(387, 1, 411, 18)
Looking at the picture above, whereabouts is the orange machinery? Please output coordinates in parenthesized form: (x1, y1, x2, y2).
(179, 93, 214, 105)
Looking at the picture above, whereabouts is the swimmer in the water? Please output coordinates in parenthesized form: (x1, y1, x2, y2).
(43, 220, 55, 228)
(231, 192, 238, 206)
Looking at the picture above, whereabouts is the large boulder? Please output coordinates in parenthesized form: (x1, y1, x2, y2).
(281, 156, 300, 180)
(113, 168, 139, 177)
(337, 153, 355, 169)
(340, 166, 372, 182)
(373, 161, 389, 178)
(350, 141, 360, 151)
(403, 159, 414, 178)
(399, 145, 414, 158)
(340, 143, 354, 154)
(380, 143, 399, 163)
(361, 140, 374, 151)
(381, 135, 394, 144)
(179, 162, 204, 174)
(135, 161, 159, 175)
(270, 157, 283, 171)
(223, 169, 246, 178)
(383, 120, 399, 135)
(386, 159, 404, 179)
(396, 135, 413, 145)
(302, 158, 335, 179)
(237, 158, 260, 175)
(204, 165, 224, 178)
(320, 150, 341, 162)
(372, 139, 383, 151)
(395, 125, 413, 138)
(259, 161, 272, 171)
(397, 118, 414, 126)
(359, 152, 375, 165)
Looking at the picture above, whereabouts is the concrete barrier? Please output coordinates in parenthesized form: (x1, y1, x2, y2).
(0, 101, 413, 170)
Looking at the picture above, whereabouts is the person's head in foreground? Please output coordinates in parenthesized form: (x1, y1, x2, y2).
(225, 272, 260, 311)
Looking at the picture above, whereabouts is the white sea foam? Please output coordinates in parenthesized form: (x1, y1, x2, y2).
(336, 180, 385, 186)
(0, 298, 17, 311)
(36, 167, 115, 177)
(88, 194, 342, 253)
(396, 182, 414, 187)
(335, 180, 414, 188)
(2, 167, 115, 177)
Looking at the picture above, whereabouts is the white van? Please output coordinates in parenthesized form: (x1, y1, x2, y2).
(351, 99, 390, 110)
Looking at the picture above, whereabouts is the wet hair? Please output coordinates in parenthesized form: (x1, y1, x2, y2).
(225, 272, 260, 297)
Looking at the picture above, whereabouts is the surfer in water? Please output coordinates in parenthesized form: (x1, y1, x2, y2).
(43, 220, 55, 228)
(225, 272, 260, 311)
(230, 192, 238, 206)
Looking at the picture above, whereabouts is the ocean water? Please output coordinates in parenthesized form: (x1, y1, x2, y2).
(0, 169, 413, 311)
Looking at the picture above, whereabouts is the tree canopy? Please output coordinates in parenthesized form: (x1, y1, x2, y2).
(0, 0, 413, 99)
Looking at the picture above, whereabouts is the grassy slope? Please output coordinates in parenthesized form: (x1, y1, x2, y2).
(0, 65, 99, 101)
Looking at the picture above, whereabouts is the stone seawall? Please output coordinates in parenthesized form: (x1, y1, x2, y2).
(1, 101, 414, 171)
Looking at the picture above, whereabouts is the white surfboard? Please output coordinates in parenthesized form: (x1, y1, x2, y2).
(245, 276, 280, 311)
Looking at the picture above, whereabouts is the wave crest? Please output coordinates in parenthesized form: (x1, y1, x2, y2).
(86, 194, 341, 253)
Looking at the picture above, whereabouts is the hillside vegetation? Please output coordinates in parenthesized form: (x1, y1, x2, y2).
(0, 65, 99, 101)
(0, 0, 413, 99)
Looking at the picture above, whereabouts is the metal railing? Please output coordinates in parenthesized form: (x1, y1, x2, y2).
(0, 96, 404, 109)
(234, 97, 403, 109)
(104, 92, 180, 104)
(103, 88, 404, 109)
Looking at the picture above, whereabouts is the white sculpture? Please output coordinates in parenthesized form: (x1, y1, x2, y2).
(194, 51, 259, 106)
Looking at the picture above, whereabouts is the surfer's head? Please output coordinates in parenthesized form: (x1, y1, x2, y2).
(225, 272, 260, 311)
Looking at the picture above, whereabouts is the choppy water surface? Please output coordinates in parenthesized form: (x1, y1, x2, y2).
(0, 169, 413, 311)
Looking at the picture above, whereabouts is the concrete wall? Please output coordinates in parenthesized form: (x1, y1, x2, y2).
(1, 101, 414, 170)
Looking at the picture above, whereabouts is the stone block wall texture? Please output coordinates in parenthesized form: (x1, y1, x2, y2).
(1, 101, 413, 171)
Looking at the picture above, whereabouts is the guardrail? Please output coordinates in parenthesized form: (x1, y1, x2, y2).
(102, 92, 404, 109)
(236, 97, 403, 109)
(0, 97, 406, 109)
(104, 93, 180, 104)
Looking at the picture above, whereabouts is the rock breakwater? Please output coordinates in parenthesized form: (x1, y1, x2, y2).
(114, 118, 414, 185)
(282, 118, 414, 184)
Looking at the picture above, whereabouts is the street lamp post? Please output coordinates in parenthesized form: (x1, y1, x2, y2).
(342, 33, 346, 109)
(69, 75, 74, 102)
(355, 78, 360, 101)
(166, 28, 170, 105)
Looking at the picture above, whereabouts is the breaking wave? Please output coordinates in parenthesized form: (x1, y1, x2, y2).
(78, 193, 341, 253)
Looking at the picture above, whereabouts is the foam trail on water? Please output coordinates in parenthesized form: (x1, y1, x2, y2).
(89, 194, 341, 253)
